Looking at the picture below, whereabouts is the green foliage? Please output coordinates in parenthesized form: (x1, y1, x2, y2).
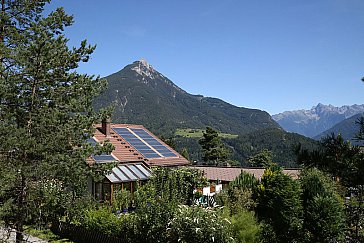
(248, 149, 273, 167)
(82, 207, 124, 237)
(79, 184, 175, 242)
(112, 189, 132, 211)
(354, 116, 364, 141)
(199, 126, 230, 165)
(134, 195, 176, 242)
(226, 128, 318, 167)
(346, 185, 364, 242)
(230, 171, 259, 191)
(148, 167, 208, 205)
(160, 135, 177, 150)
(225, 172, 259, 214)
(216, 173, 261, 243)
(0, 1, 108, 240)
(24, 226, 73, 243)
(306, 196, 344, 242)
(180, 147, 190, 161)
(166, 205, 234, 243)
(254, 167, 303, 243)
(228, 188, 256, 215)
(297, 134, 364, 187)
(299, 168, 345, 242)
(229, 210, 261, 243)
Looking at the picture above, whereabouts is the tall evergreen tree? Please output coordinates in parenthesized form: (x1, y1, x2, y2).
(0, 1, 106, 241)
(254, 167, 303, 243)
(297, 134, 364, 187)
(248, 149, 274, 167)
(199, 126, 229, 165)
(300, 168, 345, 242)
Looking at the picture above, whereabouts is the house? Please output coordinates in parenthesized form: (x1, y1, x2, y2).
(88, 119, 190, 201)
(190, 166, 300, 188)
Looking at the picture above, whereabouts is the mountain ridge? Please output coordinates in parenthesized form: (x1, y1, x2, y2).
(272, 103, 364, 138)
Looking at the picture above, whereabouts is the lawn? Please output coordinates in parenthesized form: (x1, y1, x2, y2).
(175, 128, 238, 139)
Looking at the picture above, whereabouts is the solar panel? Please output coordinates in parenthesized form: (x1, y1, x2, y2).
(92, 154, 115, 161)
(88, 137, 117, 162)
(130, 128, 177, 158)
(142, 153, 161, 158)
(87, 138, 97, 146)
(113, 127, 177, 159)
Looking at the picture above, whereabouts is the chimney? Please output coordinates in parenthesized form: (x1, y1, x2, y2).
(102, 117, 111, 138)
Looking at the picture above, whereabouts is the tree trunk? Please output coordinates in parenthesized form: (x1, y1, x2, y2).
(0, 0, 5, 65)
(15, 172, 26, 243)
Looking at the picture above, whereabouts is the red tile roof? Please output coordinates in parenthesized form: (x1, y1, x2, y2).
(91, 124, 190, 167)
(190, 166, 300, 182)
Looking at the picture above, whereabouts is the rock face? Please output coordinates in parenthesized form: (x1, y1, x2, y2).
(272, 104, 364, 138)
(93, 59, 279, 136)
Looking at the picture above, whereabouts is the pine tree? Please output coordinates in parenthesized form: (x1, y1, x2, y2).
(300, 168, 345, 242)
(199, 127, 229, 165)
(0, 1, 106, 241)
(254, 167, 303, 242)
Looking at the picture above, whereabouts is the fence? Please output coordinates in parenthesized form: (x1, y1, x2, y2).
(51, 222, 123, 243)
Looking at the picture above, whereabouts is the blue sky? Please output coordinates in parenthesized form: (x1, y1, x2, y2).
(48, 0, 364, 115)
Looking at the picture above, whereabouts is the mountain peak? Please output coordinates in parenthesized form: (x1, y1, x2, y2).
(131, 58, 156, 79)
(139, 58, 151, 67)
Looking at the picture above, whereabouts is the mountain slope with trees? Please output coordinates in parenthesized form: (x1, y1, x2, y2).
(93, 60, 278, 136)
(314, 113, 364, 141)
(94, 60, 317, 166)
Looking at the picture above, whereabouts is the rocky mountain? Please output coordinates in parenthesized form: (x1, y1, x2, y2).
(314, 113, 364, 142)
(272, 104, 364, 138)
(93, 59, 317, 166)
(94, 59, 278, 136)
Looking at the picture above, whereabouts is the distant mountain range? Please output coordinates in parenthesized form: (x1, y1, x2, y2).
(272, 104, 364, 138)
(314, 113, 364, 142)
(93, 59, 317, 166)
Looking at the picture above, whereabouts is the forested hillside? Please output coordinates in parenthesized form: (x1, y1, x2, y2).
(94, 60, 318, 166)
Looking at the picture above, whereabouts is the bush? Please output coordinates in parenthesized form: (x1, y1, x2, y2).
(166, 205, 234, 243)
(230, 210, 261, 243)
(82, 207, 122, 236)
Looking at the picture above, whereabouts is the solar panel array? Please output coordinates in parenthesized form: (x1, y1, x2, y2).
(88, 137, 117, 163)
(113, 127, 177, 159)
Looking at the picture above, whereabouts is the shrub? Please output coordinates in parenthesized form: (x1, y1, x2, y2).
(82, 207, 120, 236)
(166, 205, 234, 243)
(230, 210, 261, 243)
